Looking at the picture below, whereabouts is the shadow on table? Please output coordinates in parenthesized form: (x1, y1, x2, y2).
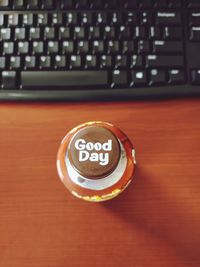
(102, 165, 200, 265)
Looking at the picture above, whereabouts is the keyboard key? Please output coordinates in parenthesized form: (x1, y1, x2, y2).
(138, 40, 150, 54)
(140, 11, 153, 25)
(37, 13, 48, 26)
(138, 0, 152, 8)
(0, 14, 4, 26)
(119, 26, 130, 39)
(111, 70, 127, 87)
(107, 40, 119, 53)
(104, 26, 116, 39)
(75, 0, 88, 9)
(0, 0, 9, 9)
(100, 55, 112, 69)
(42, 0, 54, 9)
(32, 41, 44, 54)
(92, 40, 104, 53)
(13, 0, 24, 9)
(190, 27, 200, 41)
(149, 69, 166, 85)
(44, 27, 55, 39)
(8, 14, 19, 26)
(39, 56, 51, 69)
(62, 0, 73, 9)
(3, 42, 14, 54)
(77, 41, 89, 53)
(146, 55, 184, 68)
(54, 55, 66, 68)
(95, 12, 107, 25)
(88, 26, 100, 39)
(122, 41, 135, 53)
(0, 28, 11, 40)
(163, 26, 182, 40)
(1, 71, 16, 89)
(168, 0, 182, 8)
(47, 41, 59, 54)
(114, 55, 127, 68)
(27, 0, 39, 9)
(51, 13, 63, 25)
(29, 28, 40, 40)
(190, 13, 200, 26)
(124, 12, 138, 25)
(123, 0, 137, 9)
(134, 26, 146, 39)
(154, 0, 167, 8)
(130, 55, 143, 68)
(105, 0, 117, 9)
(188, 0, 200, 8)
(21, 71, 108, 88)
(73, 26, 85, 39)
(130, 70, 147, 86)
(22, 14, 33, 26)
(153, 41, 183, 53)
(62, 41, 74, 53)
(90, 0, 102, 9)
(65, 12, 78, 25)
(149, 26, 161, 39)
(85, 55, 97, 68)
(0, 57, 6, 69)
(79, 12, 92, 25)
(17, 41, 29, 54)
(156, 12, 181, 25)
(191, 69, 200, 85)
(109, 12, 123, 25)
(59, 27, 70, 39)
(168, 69, 184, 84)
(70, 55, 81, 68)
(10, 56, 21, 69)
(24, 56, 36, 69)
(15, 28, 26, 40)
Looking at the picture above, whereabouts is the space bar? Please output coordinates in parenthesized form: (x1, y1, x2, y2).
(21, 71, 108, 89)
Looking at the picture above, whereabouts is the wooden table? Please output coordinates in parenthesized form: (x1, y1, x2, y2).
(0, 99, 200, 267)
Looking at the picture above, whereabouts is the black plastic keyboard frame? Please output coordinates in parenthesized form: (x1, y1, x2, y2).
(0, 1, 200, 101)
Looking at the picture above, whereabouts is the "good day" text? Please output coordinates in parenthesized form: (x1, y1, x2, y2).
(74, 139, 112, 166)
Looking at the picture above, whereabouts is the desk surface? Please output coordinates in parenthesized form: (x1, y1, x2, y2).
(0, 99, 200, 267)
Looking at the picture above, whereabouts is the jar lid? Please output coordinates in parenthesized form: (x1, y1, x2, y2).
(68, 125, 120, 179)
(57, 121, 136, 202)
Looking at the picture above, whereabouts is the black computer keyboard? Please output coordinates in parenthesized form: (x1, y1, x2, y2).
(0, 0, 200, 101)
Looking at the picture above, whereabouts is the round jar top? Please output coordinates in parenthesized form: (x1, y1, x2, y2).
(68, 125, 121, 179)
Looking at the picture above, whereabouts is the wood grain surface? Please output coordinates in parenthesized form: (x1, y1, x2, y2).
(0, 99, 200, 267)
